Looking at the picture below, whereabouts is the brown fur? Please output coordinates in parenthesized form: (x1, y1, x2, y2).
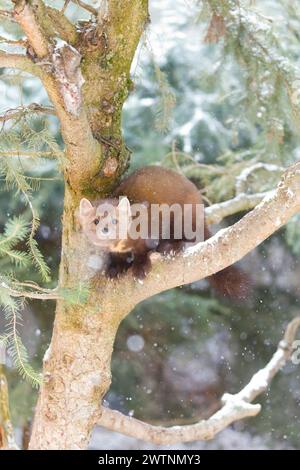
(79, 166, 248, 298)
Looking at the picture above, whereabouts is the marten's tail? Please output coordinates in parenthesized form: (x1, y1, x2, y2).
(208, 265, 250, 301)
(203, 224, 250, 301)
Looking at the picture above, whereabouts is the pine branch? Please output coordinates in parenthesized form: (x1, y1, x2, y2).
(153, 63, 176, 133)
(0, 217, 30, 268)
(0, 159, 51, 282)
(0, 104, 56, 123)
(0, 295, 41, 387)
(205, 191, 272, 224)
(202, 0, 300, 133)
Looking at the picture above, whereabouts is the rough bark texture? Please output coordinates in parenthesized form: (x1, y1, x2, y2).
(28, 193, 126, 449)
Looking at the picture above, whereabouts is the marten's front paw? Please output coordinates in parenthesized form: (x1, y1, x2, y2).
(106, 253, 133, 279)
(132, 254, 152, 280)
(106, 265, 126, 279)
(157, 240, 185, 255)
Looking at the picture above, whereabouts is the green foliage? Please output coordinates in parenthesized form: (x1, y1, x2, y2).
(59, 282, 90, 306)
(0, 291, 41, 388)
(153, 63, 176, 133)
(0, 216, 30, 267)
(0, 113, 62, 385)
(201, 0, 300, 144)
(28, 235, 51, 283)
(0, 216, 46, 386)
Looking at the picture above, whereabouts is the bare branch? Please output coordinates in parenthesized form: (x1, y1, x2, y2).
(0, 50, 42, 76)
(71, 0, 98, 16)
(13, 0, 50, 58)
(98, 317, 300, 445)
(236, 163, 285, 194)
(0, 367, 19, 450)
(13, 1, 77, 52)
(11, 1, 101, 191)
(0, 9, 16, 23)
(0, 103, 56, 123)
(1, 280, 60, 300)
(113, 162, 300, 309)
(0, 150, 60, 158)
(206, 191, 271, 224)
(0, 35, 27, 46)
(98, 0, 108, 24)
(44, 4, 77, 44)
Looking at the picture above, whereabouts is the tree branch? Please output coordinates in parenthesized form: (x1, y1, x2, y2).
(0, 35, 27, 47)
(98, 317, 300, 445)
(235, 163, 285, 194)
(113, 162, 300, 310)
(0, 104, 56, 124)
(11, 1, 101, 192)
(0, 9, 16, 23)
(13, 0, 50, 58)
(0, 50, 42, 76)
(0, 150, 60, 158)
(72, 0, 98, 16)
(0, 281, 60, 301)
(206, 191, 271, 224)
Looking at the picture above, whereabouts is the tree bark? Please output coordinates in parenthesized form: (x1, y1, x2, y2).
(28, 188, 134, 449)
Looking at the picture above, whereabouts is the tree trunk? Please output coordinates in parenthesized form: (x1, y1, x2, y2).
(28, 193, 132, 449)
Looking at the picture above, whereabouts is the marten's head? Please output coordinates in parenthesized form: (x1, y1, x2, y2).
(78, 197, 131, 249)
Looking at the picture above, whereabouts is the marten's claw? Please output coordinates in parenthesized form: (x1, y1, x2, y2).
(132, 254, 152, 280)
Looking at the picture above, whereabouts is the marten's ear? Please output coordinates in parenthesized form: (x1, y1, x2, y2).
(118, 197, 131, 217)
(79, 198, 94, 217)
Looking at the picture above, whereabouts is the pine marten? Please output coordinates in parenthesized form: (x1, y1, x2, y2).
(79, 166, 248, 299)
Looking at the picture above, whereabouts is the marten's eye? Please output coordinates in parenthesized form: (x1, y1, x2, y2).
(94, 219, 99, 225)
(111, 218, 118, 225)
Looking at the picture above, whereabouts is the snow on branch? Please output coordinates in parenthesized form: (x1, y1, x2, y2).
(235, 163, 285, 195)
(98, 317, 300, 445)
(205, 191, 271, 224)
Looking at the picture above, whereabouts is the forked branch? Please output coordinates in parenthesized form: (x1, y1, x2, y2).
(98, 317, 300, 445)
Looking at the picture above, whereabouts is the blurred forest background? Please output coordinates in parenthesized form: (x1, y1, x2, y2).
(1, 0, 300, 449)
